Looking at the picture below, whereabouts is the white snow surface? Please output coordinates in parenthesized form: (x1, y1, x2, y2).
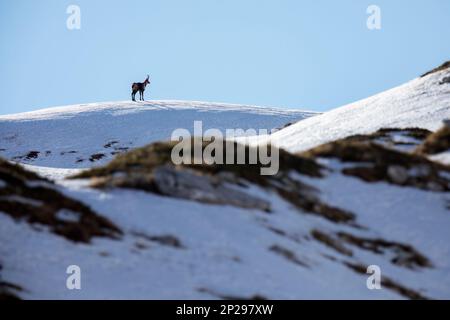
(0, 100, 316, 168)
(1, 161, 449, 299)
(20, 164, 84, 180)
(430, 151, 450, 165)
(1, 69, 450, 300)
(248, 67, 450, 153)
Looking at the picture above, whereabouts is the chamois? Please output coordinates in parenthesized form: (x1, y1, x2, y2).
(131, 75, 151, 101)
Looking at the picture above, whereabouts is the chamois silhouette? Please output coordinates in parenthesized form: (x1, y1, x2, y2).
(131, 75, 151, 101)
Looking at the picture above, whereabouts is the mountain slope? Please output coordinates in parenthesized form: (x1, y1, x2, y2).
(1, 63, 450, 300)
(1, 134, 449, 299)
(254, 63, 450, 153)
(0, 100, 316, 168)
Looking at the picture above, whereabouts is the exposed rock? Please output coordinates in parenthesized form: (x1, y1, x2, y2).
(73, 139, 359, 226)
(387, 165, 409, 184)
(77, 139, 362, 226)
(154, 165, 272, 212)
(301, 138, 450, 191)
(25, 151, 40, 160)
(0, 158, 121, 243)
(89, 153, 105, 162)
(104, 141, 119, 148)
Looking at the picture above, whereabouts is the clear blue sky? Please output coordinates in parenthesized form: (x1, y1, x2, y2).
(1, 0, 449, 115)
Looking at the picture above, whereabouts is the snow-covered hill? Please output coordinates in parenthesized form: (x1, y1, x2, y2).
(1, 62, 450, 300)
(1, 129, 449, 299)
(249, 64, 450, 153)
(0, 100, 316, 169)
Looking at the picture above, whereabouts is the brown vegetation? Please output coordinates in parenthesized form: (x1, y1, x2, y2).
(301, 138, 450, 191)
(415, 123, 450, 155)
(311, 228, 431, 270)
(421, 61, 450, 78)
(72, 139, 361, 225)
(0, 159, 121, 243)
(269, 244, 309, 268)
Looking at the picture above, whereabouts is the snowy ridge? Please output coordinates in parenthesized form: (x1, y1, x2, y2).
(0, 100, 316, 121)
(0, 100, 316, 168)
(251, 67, 450, 153)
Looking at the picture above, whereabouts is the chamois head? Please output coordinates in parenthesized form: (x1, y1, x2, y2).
(144, 75, 150, 85)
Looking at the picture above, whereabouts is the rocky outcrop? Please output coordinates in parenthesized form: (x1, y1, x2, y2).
(72, 139, 361, 226)
(0, 159, 122, 243)
(300, 135, 450, 192)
